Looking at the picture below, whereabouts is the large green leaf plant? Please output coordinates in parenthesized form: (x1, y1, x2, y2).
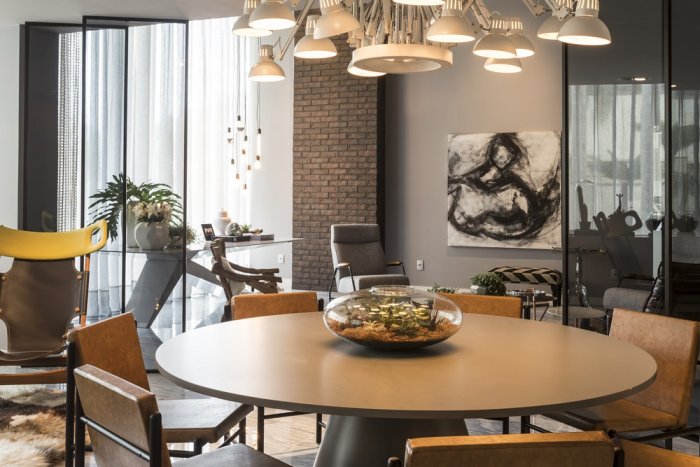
(88, 173, 183, 241)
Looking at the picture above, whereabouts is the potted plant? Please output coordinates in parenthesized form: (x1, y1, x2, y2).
(88, 173, 183, 244)
(470, 272, 506, 296)
(168, 224, 199, 248)
(133, 201, 172, 250)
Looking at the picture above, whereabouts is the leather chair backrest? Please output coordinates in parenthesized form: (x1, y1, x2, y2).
(232, 292, 319, 320)
(68, 313, 150, 390)
(331, 224, 385, 278)
(442, 293, 522, 319)
(0, 259, 85, 354)
(74, 364, 170, 467)
(404, 432, 615, 467)
(611, 308, 700, 427)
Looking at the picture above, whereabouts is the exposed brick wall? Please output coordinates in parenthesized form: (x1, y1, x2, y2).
(292, 20, 384, 291)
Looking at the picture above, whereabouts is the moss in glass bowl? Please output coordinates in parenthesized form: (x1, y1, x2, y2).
(324, 286, 461, 350)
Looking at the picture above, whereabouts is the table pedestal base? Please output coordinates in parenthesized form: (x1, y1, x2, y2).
(314, 416, 468, 467)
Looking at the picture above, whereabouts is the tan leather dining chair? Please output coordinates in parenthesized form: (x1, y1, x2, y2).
(73, 364, 286, 467)
(66, 313, 253, 466)
(616, 438, 700, 466)
(441, 292, 522, 434)
(534, 308, 700, 451)
(441, 293, 522, 319)
(231, 291, 324, 452)
(387, 431, 620, 467)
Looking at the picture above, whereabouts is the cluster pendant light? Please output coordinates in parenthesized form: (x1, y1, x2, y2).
(235, 0, 612, 81)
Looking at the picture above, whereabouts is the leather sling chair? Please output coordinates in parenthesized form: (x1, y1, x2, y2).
(0, 220, 107, 385)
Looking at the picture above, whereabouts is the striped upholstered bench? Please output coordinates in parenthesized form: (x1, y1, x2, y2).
(488, 266, 563, 306)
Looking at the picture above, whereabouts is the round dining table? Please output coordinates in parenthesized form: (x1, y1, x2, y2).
(156, 312, 656, 467)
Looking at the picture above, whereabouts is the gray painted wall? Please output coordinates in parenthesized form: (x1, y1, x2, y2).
(385, 1, 564, 289)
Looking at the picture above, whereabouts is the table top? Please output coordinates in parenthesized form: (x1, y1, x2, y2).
(100, 237, 302, 255)
(156, 312, 656, 420)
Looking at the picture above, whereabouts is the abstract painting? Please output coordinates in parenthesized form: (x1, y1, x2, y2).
(447, 131, 561, 249)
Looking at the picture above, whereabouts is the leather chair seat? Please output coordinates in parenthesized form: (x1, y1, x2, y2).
(616, 439, 700, 466)
(602, 287, 650, 312)
(177, 443, 287, 467)
(159, 399, 253, 443)
(337, 274, 410, 293)
(545, 398, 679, 433)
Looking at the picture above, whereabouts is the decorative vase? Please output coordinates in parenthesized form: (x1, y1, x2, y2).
(213, 209, 232, 236)
(470, 285, 486, 295)
(125, 200, 139, 248)
(134, 222, 169, 250)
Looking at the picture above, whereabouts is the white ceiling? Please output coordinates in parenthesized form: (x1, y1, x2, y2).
(0, 0, 245, 26)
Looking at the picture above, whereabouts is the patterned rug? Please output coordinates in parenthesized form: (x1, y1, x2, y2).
(0, 386, 67, 467)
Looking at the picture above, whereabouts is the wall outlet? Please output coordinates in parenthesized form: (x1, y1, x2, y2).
(416, 259, 424, 271)
(277, 254, 285, 264)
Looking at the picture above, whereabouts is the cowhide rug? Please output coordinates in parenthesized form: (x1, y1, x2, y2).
(0, 385, 67, 467)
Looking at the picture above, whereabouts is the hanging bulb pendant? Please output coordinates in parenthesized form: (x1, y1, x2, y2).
(254, 155, 262, 170)
(236, 115, 245, 133)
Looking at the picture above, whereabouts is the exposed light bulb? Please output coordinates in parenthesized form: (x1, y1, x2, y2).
(254, 155, 262, 169)
(234, 172, 241, 188)
(236, 116, 245, 132)
(256, 128, 262, 158)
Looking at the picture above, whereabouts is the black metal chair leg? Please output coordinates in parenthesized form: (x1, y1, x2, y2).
(65, 342, 76, 467)
(665, 437, 673, 450)
(239, 417, 247, 444)
(193, 439, 204, 455)
(316, 413, 323, 444)
(521, 415, 530, 434)
(502, 417, 510, 434)
(75, 397, 86, 467)
(257, 406, 265, 452)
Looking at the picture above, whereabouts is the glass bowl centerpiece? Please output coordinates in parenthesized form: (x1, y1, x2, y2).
(324, 286, 462, 350)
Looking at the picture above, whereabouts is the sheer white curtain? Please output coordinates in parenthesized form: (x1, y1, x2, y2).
(82, 20, 256, 318)
(188, 18, 256, 229)
(568, 84, 665, 230)
(84, 29, 126, 317)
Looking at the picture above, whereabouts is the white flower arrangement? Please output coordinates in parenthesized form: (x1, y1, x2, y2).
(133, 201, 172, 224)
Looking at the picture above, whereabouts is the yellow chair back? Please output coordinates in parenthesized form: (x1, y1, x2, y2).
(0, 220, 107, 260)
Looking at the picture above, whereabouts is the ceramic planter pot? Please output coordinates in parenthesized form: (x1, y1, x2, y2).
(134, 222, 169, 250)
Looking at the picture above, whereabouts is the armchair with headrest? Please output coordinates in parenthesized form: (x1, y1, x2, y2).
(0, 220, 107, 385)
(328, 224, 409, 301)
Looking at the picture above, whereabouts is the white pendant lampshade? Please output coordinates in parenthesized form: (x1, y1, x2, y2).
(294, 15, 338, 59)
(537, 14, 566, 40)
(473, 15, 517, 59)
(558, 0, 611, 46)
(427, 0, 476, 43)
(313, 0, 361, 39)
(484, 57, 522, 73)
(394, 0, 444, 6)
(249, 0, 295, 31)
(249, 45, 286, 82)
(353, 43, 452, 74)
(347, 50, 386, 77)
(537, 0, 573, 40)
(506, 18, 534, 58)
(233, 0, 273, 37)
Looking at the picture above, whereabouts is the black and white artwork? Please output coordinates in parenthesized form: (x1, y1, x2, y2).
(447, 131, 561, 249)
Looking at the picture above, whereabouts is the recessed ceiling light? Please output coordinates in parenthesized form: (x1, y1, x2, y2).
(632, 76, 647, 82)
(671, 84, 678, 88)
